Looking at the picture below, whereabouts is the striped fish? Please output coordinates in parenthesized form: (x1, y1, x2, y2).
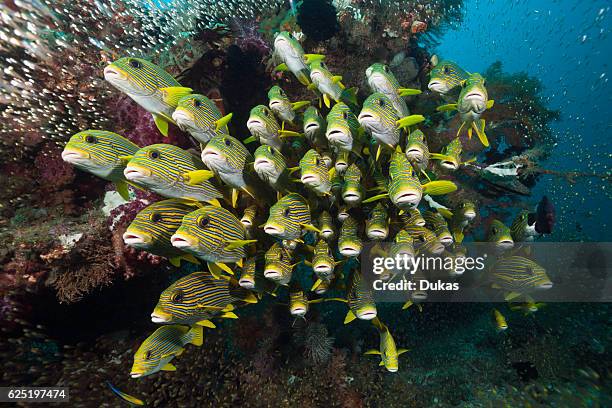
(264, 193, 318, 240)
(487, 220, 515, 250)
(364, 317, 408, 372)
(172, 94, 232, 144)
(151, 271, 257, 326)
(423, 210, 454, 246)
(246, 105, 301, 150)
(61, 130, 139, 200)
(430, 137, 476, 171)
(404, 224, 445, 255)
(489, 256, 553, 299)
(364, 151, 456, 209)
(303, 106, 327, 147)
(299, 149, 333, 195)
(123, 199, 201, 266)
(104, 57, 192, 137)
(309, 60, 357, 108)
(358, 92, 404, 154)
(238, 256, 277, 295)
(338, 216, 362, 258)
(311, 239, 339, 282)
(317, 211, 336, 240)
(378, 230, 415, 282)
(510, 210, 539, 242)
(428, 60, 469, 94)
(106, 382, 145, 406)
(447, 201, 477, 243)
(171, 206, 254, 276)
(263, 243, 295, 285)
(130, 324, 203, 378)
(405, 129, 430, 172)
(123, 144, 222, 205)
(254, 144, 294, 193)
(366, 63, 421, 116)
(273, 31, 323, 86)
(337, 205, 350, 222)
(334, 150, 350, 174)
(341, 163, 364, 205)
(268, 85, 309, 126)
(240, 205, 258, 231)
(325, 102, 363, 153)
(289, 285, 310, 318)
(399, 208, 426, 227)
(345, 269, 377, 323)
(366, 203, 389, 240)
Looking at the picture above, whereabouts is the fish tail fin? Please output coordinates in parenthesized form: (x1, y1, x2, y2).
(371, 316, 384, 330)
(475, 119, 489, 147)
(153, 113, 169, 137)
(189, 324, 204, 346)
(422, 180, 457, 195)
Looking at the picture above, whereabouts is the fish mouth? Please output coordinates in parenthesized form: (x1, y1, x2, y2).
(412, 291, 428, 300)
(291, 307, 306, 316)
(122, 231, 151, 246)
(394, 191, 421, 206)
(305, 122, 319, 131)
(405, 148, 424, 158)
(357, 112, 376, 124)
(269, 100, 282, 109)
(357, 309, 377, 320)
(428, 80, 448, 93)
(301, 174, 320, 185)
(201, 148, 222, 163)
(440, 160, 458, 170)
(464, 91, 485, 102)
(337, 212, 349, 222)
(342, 191, 361, 203)
(539, 281, 553, 290)
(151, 309, 171, 323)
(496, 239, 514, 250)
(386, 367, 398, 373)
(263, 269, 281, 279)
(254, 158, 271, 167)
(439, 235, 454, 246)
(240, 218, 253, 227)
(367, 229, 388, 239)
(170, 234, 195, 248)
(340, 245, 361, 257)
(264, 224, 284, 236)
(464, 210, 476, 220)
(130, 372, 144, 379)
(61, 148, 90, 163)
(246, 119, 263, 130)
(103, 65, 128, 82)
(124, 166, 152, 180)
(239, 278, 255, 289)
(327, 129, 346, 140)
(320, 229, 334, 238)
(172, 108, 195, 128)
(335, 162, 348, 171)
(414, 219, 426, 227)
(314, 264, 332, 273)
(430, 244, 445, 255)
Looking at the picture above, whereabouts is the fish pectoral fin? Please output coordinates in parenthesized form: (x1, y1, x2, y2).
(274, 63, 288, 72)
(223, 239, 257, 250)
(402, 300, 413, 310)
(221, 312, 239, 319)
(286, 166, 300, 173)
(397, 88, 422, 97)
(159, 86, 193, 106)
(486, 99, 495, 109)
(325, 297, 348, 303)
(397, 348, 409, 355)
(279, 130, 303, 138)
(395, 115, 425, 128)
(297, 71, 311, 86)
(175, 347, 185, 356)
(462, 157, 477, 165)
(168, 257, 181, 267)
(182, 169, 215, 185)
(436, 103, 458, 112)
(453, 230, 465, 244)
(429, 153, 454, 162)
(438, 208, 453, 219)
(189, 325, 204, 346)
(291, 101, 310, 111)
(300, 223, 322, 233)
(364, 349, 381, 355)
(243, 136, 257, 144)
(311, 279, 322, 291)
(475, 119, 490, 147)
(236, 258, 243, 268)
(207, 198, 221, 207)
(215, 113, 233, 131)
(196, 319, 216, 328)
(114, 180, 130, 200)
(344, 309, 357, 324)
(303, 260, 313, 267)
(206, 261, 222, 279)
(379, 361, 385, 366)
(161, 363, 177, 371)
(231, 189, 239, 208)
(307, 83, 318, 91)
(421, 180, 457, 195)
(331, 75, 343, 84)
(323, 94, 331, 108)
(304, 53, 325, 64)
(505, 291, 522, 301)
(153, 114, 169, 137)
(118, 155, 134, 165)
(362, 193, 389, 203)
(182, 254, 200, 264)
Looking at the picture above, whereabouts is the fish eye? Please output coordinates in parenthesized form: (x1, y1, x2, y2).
(198, 216, 210, 227)
(279, 89, 285, 96)
(492, 227, 498, 234)
(284, 208, 290, 216)
(342, 112, 348, 120)
(171, 291, 184, 303)
(320, 62, 327, 69)
(279, 252, 284, 261)
(378, 98, 385, 107)
(315, 157, 321, 166)
(193, 99, 202, 108)
(129, 59, 141, 69)
(148, 149, 161, 160)
(443, 66, 450, 74)
(268, 146, 275, 155)
(144, 350, 152, 360)
(151, 213, 162, 222)
(383, 65, 389, 72)
(224, 138, 232, 147)
(85, 134, 97, 143)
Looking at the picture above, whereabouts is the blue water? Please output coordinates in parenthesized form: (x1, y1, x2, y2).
(436, 0, 611, 241)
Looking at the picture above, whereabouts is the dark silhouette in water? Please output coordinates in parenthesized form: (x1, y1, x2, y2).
(297, 0, 340, 42)
(535, 195, 555, 234)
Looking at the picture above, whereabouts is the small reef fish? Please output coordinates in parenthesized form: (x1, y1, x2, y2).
(338, 216, 363, 258)
(264, 193, 319, 240)
(267, 85, 310, 126)
(172, 94, 233, 144)
(427, 60, 470, 94)
(253, 144, 295, 193)
(240, 205, 258, 232)
(122, 144, 222, 205)
(365, 203, 389, 240)
(489, 256, 553, 300)
(444, 201, 477, 243)
(123, 199, 201, 267)
(510, 210, 540, 242)
(299, 149, 333, 196)
(492, 309, 508, 331)
(264, 243, 296, 285)
(509, 300, 545, 315)
(341, 163, 364, 205)
(366, 62, 422, 117)
(245, 105, 301, 150)
(130, 324, 203, 378)
(437, 73, 494, 147)
(62, 130, 139, 200)
(344, 269, 377, 323)
(311, 239, 342, 284)
(303, 106, 327, 147)
(238, 256, 278, 296)
(364, 317, 408, 372)
(106, 382, 145, 406)
(430, 137, 475, 171)
(104, 57, 192, 137)
(308, 60, 358, 108)
(399, 208, 427, 227)
(317, 211, 336, 240)
(487, 219, 515, 251)
(151, 272, 257, 326)
(423, 210, 454, 246)
(404, 224, 445, 255)
(404, 129, 430, 172)
(171, 206, 255, 277)
(273, 31, 324, 86)
(325, 102, 364, 153)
